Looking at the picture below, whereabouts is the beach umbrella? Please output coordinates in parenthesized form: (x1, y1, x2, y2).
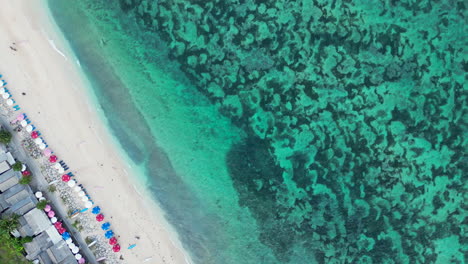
(25, 125, 33, 132)
(62, 174, 71, 182)
(31, 131, 39, 139)
(34, 138, 43, 144)
(65, 238, 72, 244)
(72, 247, 79, 254)
(109, 237, 117, 245)
(68, 243, 75, 249)
(54, 163, 62, 170)
(49, 155, 57, 163)
(96, 214, 104, 222)
(62, 232, 71, 240)
(21, 164, 27, 172)
(39, 143, 46, 150)
(44, 204, 51, 212)
(17, 113, 25, 121)
(74, 186, 82, 192)
(75, 254, 82, 260)
(105, 230, 114, 239)
(48, 211, 55, 218)
(43, 148, 52, 156)
(35, 192, 43, 198)
(6, 99, 13, 106)
(51, 217, 57, 223)
(112, 244, 120, 253)
(58, 167, 65, 173)
(67, 180, 76, 187)
(78, 258, 86, 264)
(91, 206, 101, 214)
(81, 196, 89, 202)
(20, 120, 27, 127)
(22, 170, 31, 176)
(101, 222, 110, 231)
(3, 93, 10, 99)
(54, 222, 62, 229)
(58, 228, 66, 235)
(78, 191, 85, 197)
(85, 201, 93, 208)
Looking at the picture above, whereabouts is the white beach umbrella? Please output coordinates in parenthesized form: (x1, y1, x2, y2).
(34, 138, 43, 144)
(77, 191, 85, 197)
(20, 120, 27, 127)
(21, 164, 27, 172)
(67, 180, 76, 187)
(25, 125, 33, 132)
(50, 217, 57, 223)
(6, 99, 13, 106)
(75, 254, 82, 260)
(39, 143, 46, 150)
(68, 243, 75, 249)
(2, 93, 9, 99)
(58, 167, 65, 173)
(35, 192, 43, 198)
(85, 201, 93, 208)
(81, 196, 89, 202)
(72, 247, 79, 254)
(74, 186, 82, 192)
(54, 163, 62, 170)
(39, 197, 46, 201)
(65, 238, 72, 244)
(0, 88, 5, 94)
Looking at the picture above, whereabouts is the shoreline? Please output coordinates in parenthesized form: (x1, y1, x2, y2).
(0, 0, 193, 263)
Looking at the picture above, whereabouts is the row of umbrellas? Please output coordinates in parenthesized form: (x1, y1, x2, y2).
(92, 206, 120, 252)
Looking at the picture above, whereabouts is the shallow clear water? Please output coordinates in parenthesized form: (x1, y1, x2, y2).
(47, 0, 467, 263)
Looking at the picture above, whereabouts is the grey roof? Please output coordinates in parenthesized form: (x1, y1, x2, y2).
(25, 230, 76, 264)
(18, 208, 52, 237)
(0, 160, 11, 174)
(5, 152, 15, 165)
(0, 169, 20, 192)
(2, 196, 37, 216)
(0, 184, 33, 212)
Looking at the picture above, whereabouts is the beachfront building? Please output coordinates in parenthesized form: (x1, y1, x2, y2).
(0, 154, 76, 263)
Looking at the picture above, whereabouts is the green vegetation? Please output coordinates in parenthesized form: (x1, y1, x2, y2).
(85, 236, 93, 244)
(18, 177, 31, 185)
(0, 129, 12, 144)
(36, 200, 49, 210)
(0, 215, 31, 263)
(47, 185, 57, 193)
(72, 220, 84, 232)
(12, 162, 22, 171)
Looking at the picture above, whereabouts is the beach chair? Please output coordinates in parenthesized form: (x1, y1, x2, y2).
(13, 105, 21, 111)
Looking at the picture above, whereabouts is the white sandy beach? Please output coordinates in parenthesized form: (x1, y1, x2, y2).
(0, 0, 192, 263)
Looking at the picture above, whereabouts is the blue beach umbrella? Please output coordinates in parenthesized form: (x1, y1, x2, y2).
(101, 222, 111, 231)
(105, 230, 114, 239)
(62, 232, 71, 240)
(92, 206, 101, 215)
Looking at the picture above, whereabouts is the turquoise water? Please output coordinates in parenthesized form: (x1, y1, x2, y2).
(47, 0, 466, 263)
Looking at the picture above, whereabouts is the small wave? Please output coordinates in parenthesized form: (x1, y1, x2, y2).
(47, 37, 68, 60)
(76, 59, 81, 68)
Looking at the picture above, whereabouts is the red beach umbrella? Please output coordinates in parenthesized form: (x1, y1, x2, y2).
(54, 222, 62, 229)
(49, 155, 58, 163)
(31, 131, 39, 139)
(112, 244, 121, 253)
(61, 174, 71, 182)
(96, 214, 104, 222)
(58, 227, 66, 234)
(109, 237, 117, 245)
(22, 170, 31, 176)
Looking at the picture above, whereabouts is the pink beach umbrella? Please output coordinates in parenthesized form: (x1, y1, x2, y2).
(22, 170, 31, 176)
(31, 131, 39, 139)
(58, 227, 66, 234)
(78, 258, 86, 264)
(17, 114, 25, 121)
(112, 244, 121, 253)
(62, 174, 71, 182)
(43, 148, 52, 157)
(47, 211, 55, 218)
(49, 155, 58, 163)
(44, 204, 51, 212)
(109, 237, 117, 245)
(54, 222, 62, 229)
(96, 214, 104, 222)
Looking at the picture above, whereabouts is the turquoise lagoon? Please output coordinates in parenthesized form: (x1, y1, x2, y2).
(47, 1, 466, 264)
